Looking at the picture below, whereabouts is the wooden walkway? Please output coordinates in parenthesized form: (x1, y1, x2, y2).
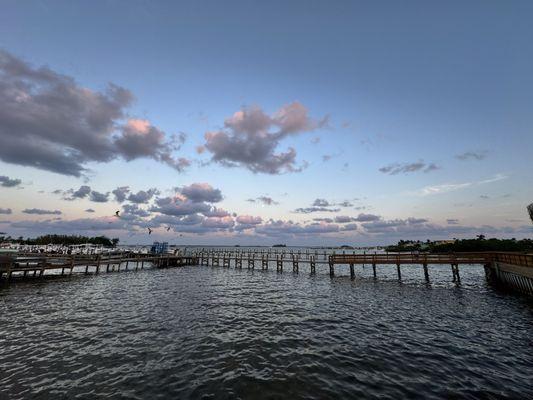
(190, 250, 533, 284)
(2, 250, 532, 295)
(0, 253, 197, 280)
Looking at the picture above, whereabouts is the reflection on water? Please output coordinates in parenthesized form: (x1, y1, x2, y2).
(1, 263, 532, 399)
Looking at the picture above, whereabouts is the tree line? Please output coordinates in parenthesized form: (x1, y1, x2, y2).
(0, 234, 119, 247)
(386, 236, 533, 253)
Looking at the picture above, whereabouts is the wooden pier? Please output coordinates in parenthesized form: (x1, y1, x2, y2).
(1, 249, 532, 296)
(0, 252, 197, 280)
(189, 249, 533, 295)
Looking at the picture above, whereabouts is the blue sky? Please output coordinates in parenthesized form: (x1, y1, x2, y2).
(0, 0, 532, 245)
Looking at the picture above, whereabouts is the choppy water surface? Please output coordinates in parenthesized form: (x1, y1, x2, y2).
(1, 263, 533, 399)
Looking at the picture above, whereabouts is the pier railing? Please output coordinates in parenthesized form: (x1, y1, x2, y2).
(491, 252, 533, 268)
(329, 252, 492, 265)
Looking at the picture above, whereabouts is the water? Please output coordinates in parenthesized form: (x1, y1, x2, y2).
(1, 263, 533, 399)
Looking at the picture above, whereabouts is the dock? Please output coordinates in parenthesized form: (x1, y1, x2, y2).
(0, 252, 197, 279)
(1, 249, 532, 297)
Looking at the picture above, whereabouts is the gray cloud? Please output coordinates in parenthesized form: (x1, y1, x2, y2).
(112, 186, 130, 203)
(0, 208, 12, 214)
(313, 217, 334, 223)
(0, 50, 188, 176)
(204, 207, 231, 218)
(0, 175, 22, 187)
(255, 220, 342, 237)
(294, 207, 341, 214)
(89, 191, 109, 203)
(115, 120, 190, 172)
(447, 219, 459, 225)
(247, 196, 279, 205)
(334, 215, 354, 223)
(22, 208, 62, 215)
(150, 197, 212, 216)
(122, 203, 151, 218)
(312, 198, 330, 207)
(379, 160, 439, 175)
(353, 213, 381, 222)
(203, 103, 327, 174)
(178, 183, 222, 203)
(127, 188, 160, 204)
(64, 185, 91, 200)
(236, 215, 263, 225)
(455, 151, 487, 161)
(341, 223, 358, 231)
(338, 201, 354, 207)
(294, 198, 346, 214)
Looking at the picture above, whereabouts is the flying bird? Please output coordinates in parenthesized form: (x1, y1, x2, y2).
(166, 226, 171, 231)
(115, 210, 120, 217)
(148, 228, 152, 235)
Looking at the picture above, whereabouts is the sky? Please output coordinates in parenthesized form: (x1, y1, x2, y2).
(0, 0, 532, 246)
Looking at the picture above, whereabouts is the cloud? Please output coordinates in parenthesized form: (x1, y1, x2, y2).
(247, 196, 279, 205)
(127, 188, 160, 204)
(115, 119, 190, 172)
(293, 207, 341, 214)
(236, 215, 263, 225)
(89, 191, 109, 203)
(313, 217, 334, 223)
(63, 185, 92, 200)
(447, 219, 459, 225)
(11, 217, 127, 232)
(22, 208, 62, 215)
(338, 201, 354, 207)
(255, 220, 342, 237)
(415, 173, 507, 196)
(341, 223, 358, 231)
(322, 153, 341, 162)
(0, 50, 187, 176)
(358, 217, 531, 240)
(353, 213, 381, 222)
(203, 102, 327, 174)
(379, 160, 440, 175)
(150, 197, 212, 216)
(178, 183, 222, 203)
(203, 207, 231, 218)
(455, 151, 487, 161)
(312, 198, 330, 207)
(112, 186, 130, 202)
(122, 203, 151, 218)
(0, 208, 12, 214)
(0, 175, 22, 187)
(334, 215, 354, 223)
(293, 198, 345, 213)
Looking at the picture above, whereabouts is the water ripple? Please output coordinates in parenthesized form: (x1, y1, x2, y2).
(1, 264, 533, 399)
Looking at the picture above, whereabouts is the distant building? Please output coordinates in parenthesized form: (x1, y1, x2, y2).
(432, 240, 456, 246)
(151, 241, 169, 254)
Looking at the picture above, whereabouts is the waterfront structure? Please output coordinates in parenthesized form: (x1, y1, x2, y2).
(1, 249, 532, 297)
(150, 242, 169, 254)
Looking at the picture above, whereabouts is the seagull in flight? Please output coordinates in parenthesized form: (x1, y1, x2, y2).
(166, 226, 171, 231)
(115, 210, 120, 217)
(148, 228, 152, 235)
